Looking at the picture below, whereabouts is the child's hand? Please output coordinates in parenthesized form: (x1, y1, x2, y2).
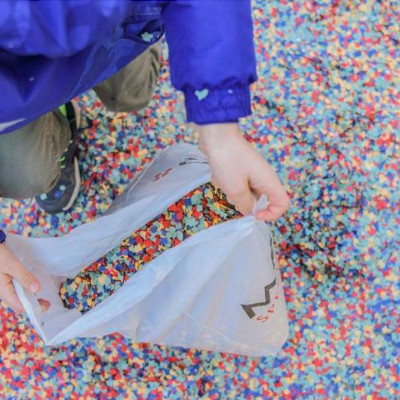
(198, 123, 290, 221)
(0, 244, 50, 313)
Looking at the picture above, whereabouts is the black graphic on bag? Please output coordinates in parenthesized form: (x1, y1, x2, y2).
(241, 236, 279, 319)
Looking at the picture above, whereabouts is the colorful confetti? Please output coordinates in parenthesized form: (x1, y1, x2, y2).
(0, 0, 399, 399)
(59, 182, 241, 314)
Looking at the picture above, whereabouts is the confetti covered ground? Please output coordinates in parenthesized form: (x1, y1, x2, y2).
(1, 0, 399, 398)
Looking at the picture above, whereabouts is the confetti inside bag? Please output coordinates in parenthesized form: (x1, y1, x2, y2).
(8, 144, 288, 356)
(59, 182, 242, 314)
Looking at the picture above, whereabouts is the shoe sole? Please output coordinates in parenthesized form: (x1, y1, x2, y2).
(62, 157, 81, 211)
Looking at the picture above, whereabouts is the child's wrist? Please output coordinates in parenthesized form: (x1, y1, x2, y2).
(197, 123, 240, 153)
(197, 123, 239, 136)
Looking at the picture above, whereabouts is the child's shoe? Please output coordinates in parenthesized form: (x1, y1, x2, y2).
(35, 101, 81, 214)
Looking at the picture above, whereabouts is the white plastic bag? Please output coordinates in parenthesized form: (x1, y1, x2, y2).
(8, 144, 289, 356)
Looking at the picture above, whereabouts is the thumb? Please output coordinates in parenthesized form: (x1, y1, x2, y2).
(254, 189, 291, 221)
(13, 264, 40, 294)
(224, 185, 255, 216)
(250, 171, 291, 221)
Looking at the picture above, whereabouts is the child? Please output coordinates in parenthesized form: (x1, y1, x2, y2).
(0, 1, 290, 313)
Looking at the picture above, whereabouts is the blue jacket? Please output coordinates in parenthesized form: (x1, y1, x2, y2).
(0, 0, 257, 134)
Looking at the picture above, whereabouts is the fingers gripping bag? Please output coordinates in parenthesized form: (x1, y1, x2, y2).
(8, 144, 289, 356)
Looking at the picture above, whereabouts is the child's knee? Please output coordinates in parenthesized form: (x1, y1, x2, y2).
(0, 167, 59, 200)
(0, 113, 67, 200)
(104, 82, 157, 112)
(95, 43, 161, 113)
(98, 87, 155, 113)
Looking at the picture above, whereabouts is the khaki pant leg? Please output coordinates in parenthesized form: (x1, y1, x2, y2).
(94, 43, 161, 112)
(0, 111, 70, 199)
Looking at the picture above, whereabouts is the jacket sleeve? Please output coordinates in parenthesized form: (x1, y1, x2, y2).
(0, 0, 128, 58)
(161, 0, 257, 125)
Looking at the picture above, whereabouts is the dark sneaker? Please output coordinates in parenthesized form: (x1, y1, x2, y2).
(35, 101, 81, 214)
